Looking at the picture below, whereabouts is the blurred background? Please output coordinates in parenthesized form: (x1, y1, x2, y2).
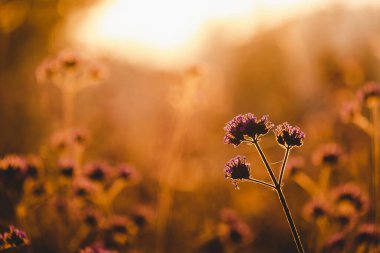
(1, 0, 380, 252)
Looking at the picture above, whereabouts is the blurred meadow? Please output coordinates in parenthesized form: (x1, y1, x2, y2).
(1, 0, 380, 252)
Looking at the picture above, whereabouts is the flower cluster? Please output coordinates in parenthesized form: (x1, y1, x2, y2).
(224, 156, 251, 189)
(357, 81, 380, 107)
(312, 143, 345, 167)
(274, 122, 305, 149)
(218, 209, 253, 246)
(50, 128, 88, 151)
(224, 113, 274, 146)
(332, 183, 369, 216)
(36, 49, 107, 92)
(0, 226, 29, 251)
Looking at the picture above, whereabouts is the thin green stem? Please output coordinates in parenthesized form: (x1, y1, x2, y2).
(246, 178, 276, 189)
(279, 147, 291, 186)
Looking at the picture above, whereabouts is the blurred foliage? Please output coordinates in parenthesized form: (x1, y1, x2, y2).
(0, 0, 380, 252)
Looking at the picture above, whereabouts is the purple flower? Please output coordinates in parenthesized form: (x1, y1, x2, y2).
(332, 209, 358, 231)
(36, 50, 107, 91)
(105, 216, 137, 246)
(82, 208, 102, 227)
(357, 81, 380, 107)
(58, 158, 75, 178)
(224, 114, 274, 146)
(218, 209, 253, 245)
(224, 156, 251, 189)
(355, 224, 380, 246)
(303, 199, 331, 221)
(72, 178, 97, 197)
(312, 143, 345, 167)
(0, 155, 28, 187)
(84, 162, 112, 181)
(274, 122, 305, 149)
(118, 164, 141, 184)
(130, 205, 154, 228)
(332, 183, 369, 216)
(322, 233, 347, 253)
(3, 226, 30, 248)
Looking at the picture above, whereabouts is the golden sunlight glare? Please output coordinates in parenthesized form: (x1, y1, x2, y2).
(70, 0, 378, 68)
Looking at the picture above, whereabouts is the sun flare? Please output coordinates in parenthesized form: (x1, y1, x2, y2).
(70, 0, 375, 67)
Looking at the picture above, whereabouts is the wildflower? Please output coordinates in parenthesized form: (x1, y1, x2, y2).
(0, 155, 27, 185)
(224, 114, 274, 146)
(332, 183, 369, 215)
(332, 208, 358, 231)
(312, 143, 345, 167)
(274, 122, 305, 149)
(303, 199, 331, 221)
(36, 50, 106, 92)
(2, 226, 29, 249)
(72, 178, 97, 197)
(25, 155, 41, 178)
(322, 233, 347, 253)
(218, 209, 253, 245)
(355, 224, 380, 246)
(130, 205, 154, 228)
(284, 156, 305, 178)
(57, 50, 82, 71)
(84, 162, 112, 181)
(118, 164, 141, 184)
(357, 82, 380, 107)
(224, 156, 251, 189)
(105, 216, 138, 246)
(58, 159, 75, 178)
(82, 208, 102, 227)
(50, 128, 88, 151)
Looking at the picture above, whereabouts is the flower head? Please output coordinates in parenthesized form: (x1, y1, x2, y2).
(357, 81, 380, 107)
(224, 156, 251, 189)
(84, 162, 112, 181)
(303, 199, 331, 221)
(0, 155, 28, 185)
(58, 158, 75, 178)
(130, 205, 154, 228)
(118, 164, 141, 184)
(105, 216, 138, 246)
(355, 224, 380, 246)
(1, 226, 30, 249)
(322, 233, 347, 253)
(274, 122, 305, 149)
(312, 143, 345, 167)
(332, 208, 358, 231)
(82, 208, 102, 227)
(36, 49, 107, 92)
(332, 183, 369, 215)
(218, 209, 253, 246)
(224, 114, 274, 146)
(72, 178, 97, 197)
